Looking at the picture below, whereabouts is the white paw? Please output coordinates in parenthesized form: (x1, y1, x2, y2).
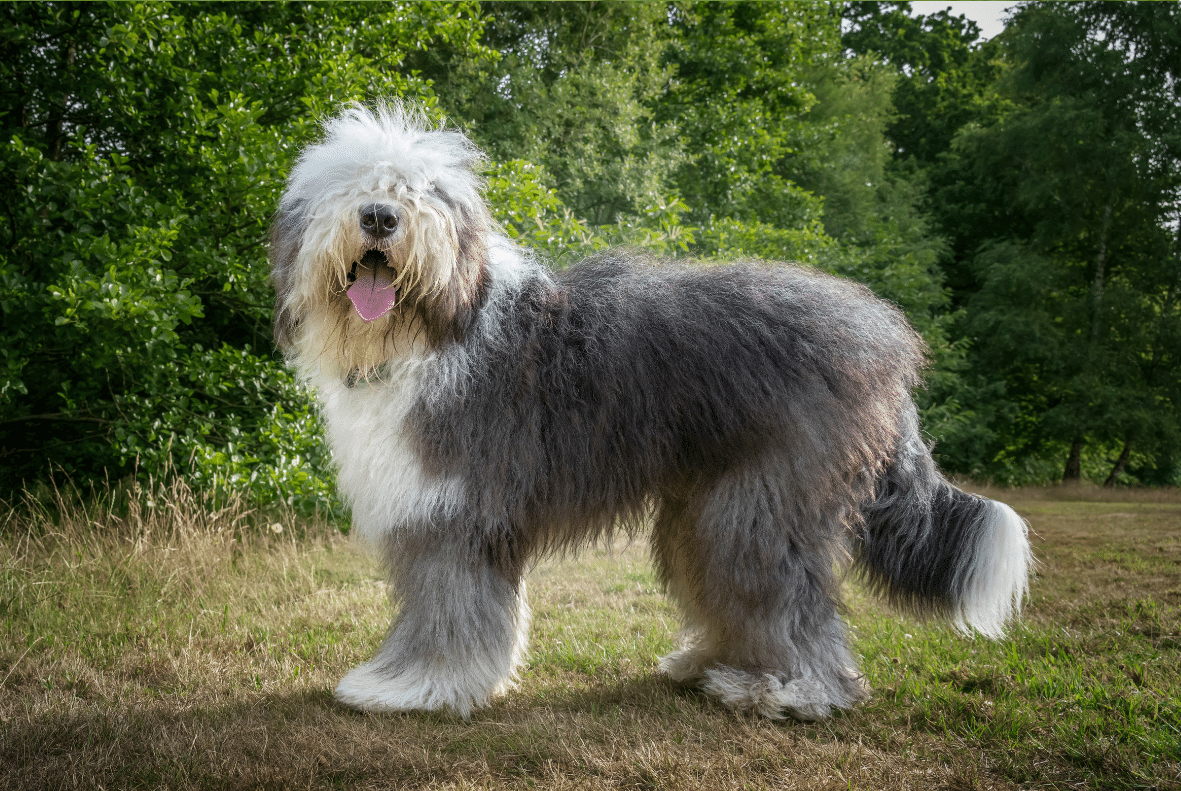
(333, 661, 491, 718)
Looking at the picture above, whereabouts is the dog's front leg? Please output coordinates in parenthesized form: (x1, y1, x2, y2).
(334, 528, 530, 717)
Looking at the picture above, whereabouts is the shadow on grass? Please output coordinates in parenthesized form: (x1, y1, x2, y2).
(1, 674, 901, 791)
(0, 677, 644, 787)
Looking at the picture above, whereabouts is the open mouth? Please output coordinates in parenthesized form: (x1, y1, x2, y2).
(346, 249, 398, 322)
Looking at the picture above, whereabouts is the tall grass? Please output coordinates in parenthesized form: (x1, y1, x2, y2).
(1, 481, 1178, 790)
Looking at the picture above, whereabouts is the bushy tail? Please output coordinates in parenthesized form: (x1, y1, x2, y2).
(854, 409, 1032, 638)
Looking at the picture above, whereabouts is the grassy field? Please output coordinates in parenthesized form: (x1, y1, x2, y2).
(1, 480, 1178, 790)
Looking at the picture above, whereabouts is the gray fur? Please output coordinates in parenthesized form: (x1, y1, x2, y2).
(271, 103, 1032, 720)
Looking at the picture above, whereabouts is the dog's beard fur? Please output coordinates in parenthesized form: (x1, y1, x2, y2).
(291, 211, 456, 377)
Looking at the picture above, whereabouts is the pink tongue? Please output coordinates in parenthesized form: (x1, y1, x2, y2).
(347, 257, 398, 321)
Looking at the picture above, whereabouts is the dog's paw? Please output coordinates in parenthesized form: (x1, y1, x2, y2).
(333, 661, 492, 718)
(658, 644, 715, 684)
(699, 666, 867, 721)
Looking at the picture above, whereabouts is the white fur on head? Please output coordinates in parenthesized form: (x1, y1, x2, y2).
(270, 101, 492, 377)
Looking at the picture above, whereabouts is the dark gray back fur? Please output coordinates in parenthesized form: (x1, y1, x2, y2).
(409, 251, 926, 558)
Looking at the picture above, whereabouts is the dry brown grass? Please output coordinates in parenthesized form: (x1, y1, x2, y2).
(964, 480, 1181, 505)
(1, 482, 1178, 790)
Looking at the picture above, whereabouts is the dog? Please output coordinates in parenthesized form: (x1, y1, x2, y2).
(269, 102, 1032, 720)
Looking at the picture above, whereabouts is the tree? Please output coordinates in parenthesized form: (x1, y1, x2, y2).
(658, 1, 836, 231)
(942, 1, 1181, 484)
(842, 1, 1006, 167)
(432, 2, 682, 228)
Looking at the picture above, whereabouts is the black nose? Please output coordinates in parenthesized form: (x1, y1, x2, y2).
(359, 204, 399, 238)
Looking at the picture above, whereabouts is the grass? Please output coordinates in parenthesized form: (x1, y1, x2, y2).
(1, 479, 1178, 790)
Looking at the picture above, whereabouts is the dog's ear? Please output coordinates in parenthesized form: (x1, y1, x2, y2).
(270, 199, 308, 354)
(422, 194, 490, 346)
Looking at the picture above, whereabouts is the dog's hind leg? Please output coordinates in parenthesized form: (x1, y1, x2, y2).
(653, 467, 868, 720)
(652, 493, 725, 685)
(334, 528, 530, 718)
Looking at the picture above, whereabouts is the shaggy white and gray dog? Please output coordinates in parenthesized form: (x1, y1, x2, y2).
(270, 103, 1032, 720)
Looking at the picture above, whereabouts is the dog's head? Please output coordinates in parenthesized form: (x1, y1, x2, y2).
(270, 102, 490, 375)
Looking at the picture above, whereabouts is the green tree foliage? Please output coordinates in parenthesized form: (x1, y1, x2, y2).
(434, 2, 683, 227)
(4, 1, 1176, 496)
(839, 1, 1015, 471)
(658, 2, 834, 230)
(939, 2, 1181, 484)
(845, 1, 1181, 485)
(0, 2, 493, 504)
(842, 1, 1006, 168)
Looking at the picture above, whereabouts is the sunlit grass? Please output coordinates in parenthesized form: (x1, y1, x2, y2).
(1, 482, 1178, 789)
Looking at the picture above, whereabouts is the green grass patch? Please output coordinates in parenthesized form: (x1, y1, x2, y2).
(1, 483, 1179, 789)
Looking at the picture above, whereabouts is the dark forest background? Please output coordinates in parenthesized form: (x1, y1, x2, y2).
(2, 1, 1179, 511)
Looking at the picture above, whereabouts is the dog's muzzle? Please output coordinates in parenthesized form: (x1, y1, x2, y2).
(345, 204, 404, 322)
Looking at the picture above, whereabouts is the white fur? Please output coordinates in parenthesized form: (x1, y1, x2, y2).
(283, 104, 481, 215)
(278, 104, 529, 543)
(277, 103, 489, 375)
(663, 639, 849, 721)
(956, 501, 1033, 638)
(659, 634, 718, 684)
(334, 583, 531, 718)
(485, 233, 535, 292)
(312, 356, 467, 546)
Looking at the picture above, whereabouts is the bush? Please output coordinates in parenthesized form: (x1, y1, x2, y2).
(0, 2, 493, 508)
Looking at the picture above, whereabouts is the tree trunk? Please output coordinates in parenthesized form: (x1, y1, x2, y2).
(1090, 202, 1114, 344)
(1103, 439, 1132, 487)
(1068, 203, 1113, 483)
(1063, 440, 1084, 484)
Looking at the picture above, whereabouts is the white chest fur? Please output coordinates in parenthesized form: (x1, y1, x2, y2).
(311, 358, 466, 544)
